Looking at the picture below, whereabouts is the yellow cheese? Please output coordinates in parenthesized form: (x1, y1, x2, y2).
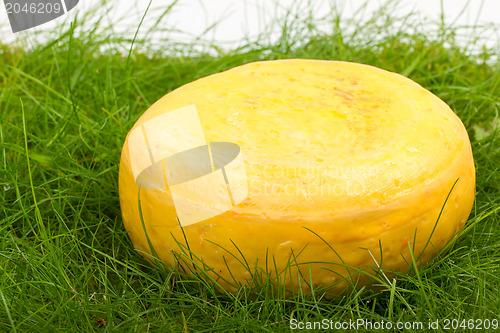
(119, 59, 475, 297)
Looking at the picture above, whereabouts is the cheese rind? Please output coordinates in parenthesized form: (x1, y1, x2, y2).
(119, 59, 475, 297)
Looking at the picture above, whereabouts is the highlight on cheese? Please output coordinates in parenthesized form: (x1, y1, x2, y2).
(126, 104, 248, 227)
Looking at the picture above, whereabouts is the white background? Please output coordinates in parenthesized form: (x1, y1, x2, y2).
(1, 0, 499, 51)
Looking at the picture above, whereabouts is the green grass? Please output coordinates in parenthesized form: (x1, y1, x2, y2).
(1, 0, 499, 331)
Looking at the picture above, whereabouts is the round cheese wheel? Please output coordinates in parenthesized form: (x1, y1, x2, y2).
(119, 59, 475, 297)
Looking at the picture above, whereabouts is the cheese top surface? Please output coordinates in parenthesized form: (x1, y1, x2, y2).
(132, 59, 471, 220)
